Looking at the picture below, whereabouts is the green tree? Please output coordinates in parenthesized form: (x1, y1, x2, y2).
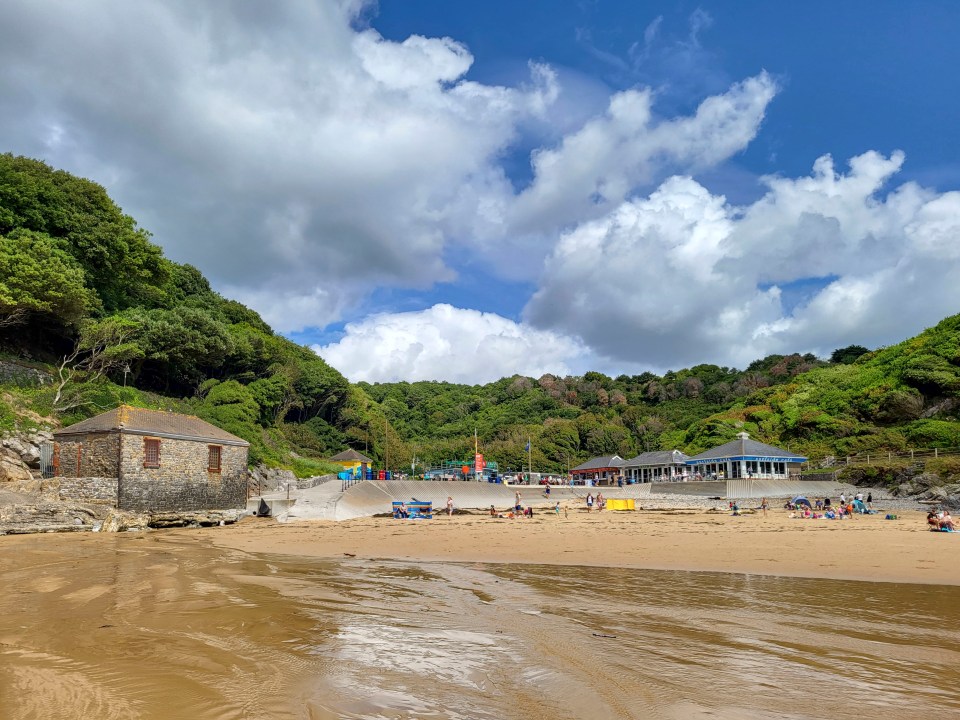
(0, 153, 169, 311)
(0, 228, 99, 327)
(830, 345, 870, 364)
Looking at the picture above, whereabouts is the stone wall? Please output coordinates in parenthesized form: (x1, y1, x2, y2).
(55, 433, 120, 478)
(801, 472, 839, 482)
(118, 434, 248, 512)
(296, 474, 333, 489)
(58, 476, 119, 504)
(0, 360, 51, 387)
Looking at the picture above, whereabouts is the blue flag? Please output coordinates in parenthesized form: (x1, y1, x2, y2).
(525, 441, 530, 452)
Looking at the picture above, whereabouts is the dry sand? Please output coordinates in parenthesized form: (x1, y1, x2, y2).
(205, 505, 960, 586)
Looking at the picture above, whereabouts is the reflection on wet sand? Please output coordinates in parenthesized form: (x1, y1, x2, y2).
(0, 532, 957, 719)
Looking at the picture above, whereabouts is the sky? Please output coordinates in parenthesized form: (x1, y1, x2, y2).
(2, 0, 960, 384)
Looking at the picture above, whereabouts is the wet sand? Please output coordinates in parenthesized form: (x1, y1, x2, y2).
(2, 504, 959, 719)
(206, 507, 959, 585)
(1, 524, 958, 719)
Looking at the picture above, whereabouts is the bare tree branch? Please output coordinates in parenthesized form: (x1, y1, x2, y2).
(0, 307, 28, 329)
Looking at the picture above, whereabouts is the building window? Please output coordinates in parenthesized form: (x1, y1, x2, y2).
(208, 445, 222, 473)
(144, 438, 160, 468)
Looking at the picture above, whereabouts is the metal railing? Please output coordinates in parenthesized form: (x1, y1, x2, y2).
(807, 446, 960, 470)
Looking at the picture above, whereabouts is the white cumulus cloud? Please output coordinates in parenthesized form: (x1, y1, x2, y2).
(314, 304, 590, 384)
(526, 150, 960, 369)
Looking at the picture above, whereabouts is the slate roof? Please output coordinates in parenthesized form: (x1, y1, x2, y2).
(54, 405, 249, 446)
(687, 433, 805, 461)
(570, 455, 624, 472)
(622, 449, 690, 467)
(329, 448, 373, 463)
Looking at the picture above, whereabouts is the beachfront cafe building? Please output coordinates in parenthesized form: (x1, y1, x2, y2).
(685, 432, 806, 480)
(570, 455, 624, 485)
(622, 450, 692, 483)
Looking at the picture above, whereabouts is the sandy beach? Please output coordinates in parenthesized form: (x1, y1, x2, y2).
(205, 505, 959, 585)
(2, 504, 958, 719)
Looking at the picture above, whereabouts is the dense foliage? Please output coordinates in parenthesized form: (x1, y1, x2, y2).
(2, 152, 959, 477)
(0, 154, 362, 474)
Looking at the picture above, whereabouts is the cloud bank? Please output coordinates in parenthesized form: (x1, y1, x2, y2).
(3, 1, 959, 382)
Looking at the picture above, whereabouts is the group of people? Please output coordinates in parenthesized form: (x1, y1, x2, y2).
(927, 508, 955, 531)
(489, 503, 534, 519)
(585, 492, 606, 512)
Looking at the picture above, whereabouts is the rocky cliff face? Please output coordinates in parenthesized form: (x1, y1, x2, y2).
(0, 429, 52, 491)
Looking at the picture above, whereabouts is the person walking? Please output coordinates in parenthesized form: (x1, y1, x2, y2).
(446, 496, 454, 517)
(586, 493, 594, 512)
(760, 497, 768, 517)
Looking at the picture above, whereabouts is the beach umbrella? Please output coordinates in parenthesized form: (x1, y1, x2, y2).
(792, 496, 812, 508)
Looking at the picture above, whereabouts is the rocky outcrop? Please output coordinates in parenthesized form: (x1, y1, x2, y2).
(0, 450, 33, 486)
(0, 503, 245, 535)
(0, 501, 107, 535)
(839, 463, 960, 509)
(94, 508, 242, 532)
(0, 429, 53, 491)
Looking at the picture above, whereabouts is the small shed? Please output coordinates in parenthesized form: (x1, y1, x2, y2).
(329, 448, 373, 479)
(53, 405, 249, 512)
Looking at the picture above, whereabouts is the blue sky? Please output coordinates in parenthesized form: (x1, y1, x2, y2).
(3, 1, 960, 382)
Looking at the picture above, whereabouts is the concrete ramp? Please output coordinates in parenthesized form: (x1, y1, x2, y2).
(278, 479, 654, 522)
(332, 481, 655, 520)
(725, 478, 865, 500)
(651, 481, 726, 497)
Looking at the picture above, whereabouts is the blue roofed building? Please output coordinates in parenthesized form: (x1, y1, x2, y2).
(685, 432, 806, 480)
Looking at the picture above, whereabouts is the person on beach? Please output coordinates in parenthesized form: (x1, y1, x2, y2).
(596, 492, 604, 512)
(840, 492, 846, 505)
(515, 491, 522, 513)
(940, 510, 955, 531)
(815, 498, 823, 510)
(446, 496, 454, 516)
(928, 510, 941, 530)
(586, 493, 594, 512)
(760, 497, 768, 517)
(544, 484, 551, 499)
(489, 504, 497, 517)
(554, 501, 560, 515)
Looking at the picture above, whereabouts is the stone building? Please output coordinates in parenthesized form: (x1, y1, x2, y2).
(53, 405, 249, 512)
